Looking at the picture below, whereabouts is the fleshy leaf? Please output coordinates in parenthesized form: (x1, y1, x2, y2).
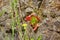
(31, 16, 38, 25)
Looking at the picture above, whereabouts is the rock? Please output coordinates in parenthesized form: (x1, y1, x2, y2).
(41, 0, 60, 18)
(5, 19, 11, 29)
(25, 7, 33, 12)
(0, 12, 10, 22)
(54, 21, 60, 32)
(0, 19, 11, 30)
(52, 32, 60, 40)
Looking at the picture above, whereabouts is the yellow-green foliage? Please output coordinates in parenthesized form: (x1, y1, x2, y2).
(30, 38, 34, 40)
(24, 35, 29, 40)
(37, 35, 42, 40)
(22, 23, 28, 29)
(11, 0, 18, 40)
(0, 10, 5, 17)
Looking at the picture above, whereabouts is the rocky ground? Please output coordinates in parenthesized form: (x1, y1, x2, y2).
(0, 0, 60, 40)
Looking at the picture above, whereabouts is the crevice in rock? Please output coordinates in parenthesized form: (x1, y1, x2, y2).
(48, 29, 60, 34)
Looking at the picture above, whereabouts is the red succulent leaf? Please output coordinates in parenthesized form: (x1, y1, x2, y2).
(33, 26, 38, 31)
(36, 16, 40, 21)
(25, 16, 31, 21)
(33, 24, 39, 31)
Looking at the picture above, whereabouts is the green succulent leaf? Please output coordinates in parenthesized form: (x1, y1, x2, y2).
(31, 16, 38, 25)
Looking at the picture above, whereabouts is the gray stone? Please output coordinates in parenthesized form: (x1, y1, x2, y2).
(25, 7, 33, 12)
